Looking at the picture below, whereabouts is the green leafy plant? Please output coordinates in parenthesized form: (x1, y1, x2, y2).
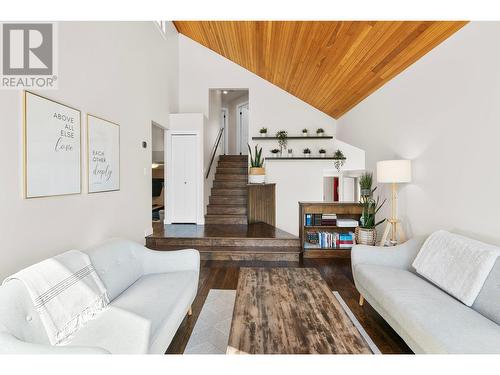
(358, 171, 386, 229)
(319, 148, 326, 154)
(276, 130, 288, 152)
(247, 144, 264, 168)
(332, 149, 346, 171)
(259, 127, 268, 134)
(271, 148, 280, 154)
(302, 128, 308, 133)
(316, 128, 325, 135)
(303, 148, 311, 154)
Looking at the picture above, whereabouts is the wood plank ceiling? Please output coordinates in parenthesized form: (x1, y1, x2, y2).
(173, 21, 467, 119)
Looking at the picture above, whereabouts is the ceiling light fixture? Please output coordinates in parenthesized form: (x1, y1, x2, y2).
(222, 90, 228, 94)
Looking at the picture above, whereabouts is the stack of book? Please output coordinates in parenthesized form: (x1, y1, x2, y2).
(318, 231, 339, 248)
(336, 218, 359, 227)
(305, 214, 323, 226)
(321, 214, 337, 226)
(339, 232, 355, 248)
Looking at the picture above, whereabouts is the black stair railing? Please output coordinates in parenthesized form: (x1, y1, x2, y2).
(206, 127, 225, 179)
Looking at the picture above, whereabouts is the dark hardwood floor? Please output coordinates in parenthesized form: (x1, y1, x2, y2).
(165, 258, 412, 354)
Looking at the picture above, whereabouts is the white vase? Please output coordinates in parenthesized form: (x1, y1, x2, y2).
(260, 133, 266, 137)
(302, 132, 308, 137)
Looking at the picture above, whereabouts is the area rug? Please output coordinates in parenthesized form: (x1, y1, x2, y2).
(183, 289, 381, 354)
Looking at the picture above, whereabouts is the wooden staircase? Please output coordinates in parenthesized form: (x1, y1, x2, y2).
(205, 155, 249, 225)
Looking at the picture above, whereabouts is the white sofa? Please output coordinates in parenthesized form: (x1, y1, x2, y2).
(352, 237, 500, 354)
(0, 239, 200, 354)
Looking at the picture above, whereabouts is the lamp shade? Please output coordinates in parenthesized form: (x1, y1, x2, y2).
(377, 160, 412, 183)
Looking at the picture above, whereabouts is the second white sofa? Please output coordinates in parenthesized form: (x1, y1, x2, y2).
(0, 239, 200, 354)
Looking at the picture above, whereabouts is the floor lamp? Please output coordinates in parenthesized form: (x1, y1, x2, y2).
(377, 160, 412, 246)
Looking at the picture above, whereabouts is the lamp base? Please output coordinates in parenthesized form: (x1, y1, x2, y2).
(380, 219, 406, 246)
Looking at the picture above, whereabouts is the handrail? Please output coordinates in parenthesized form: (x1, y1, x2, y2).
(206, 127, 225, 179)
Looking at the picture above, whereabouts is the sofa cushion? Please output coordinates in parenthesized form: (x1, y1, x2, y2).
(355, 264, 500, 353)
(65, 270, 198, 354)
(83, 239, 144, 301)
(472, 258, 500, 325)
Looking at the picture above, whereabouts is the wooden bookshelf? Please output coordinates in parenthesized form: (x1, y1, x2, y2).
(299, 202, 362, 259)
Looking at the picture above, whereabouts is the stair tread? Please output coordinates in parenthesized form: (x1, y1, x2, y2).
(153, 245, 301, 253)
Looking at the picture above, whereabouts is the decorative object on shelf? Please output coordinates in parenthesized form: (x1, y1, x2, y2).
(259, 127, 268, 137)
(356, 172, 386, 246)
(247, 144, 265, 183)
(303, 148, 311, 157)
(270, 148, 281, 158)
(87, 114, 121, 193)
(23, 91, 82, 198)
(377, 160, 412, 246)
(302, 128, 308, 137)
(287, 149, 293, 157)
(276, 130, 288, 153)
(316, 128, 325, 136)
(332, 149, 346, 172)
(319, 148, 326, 158)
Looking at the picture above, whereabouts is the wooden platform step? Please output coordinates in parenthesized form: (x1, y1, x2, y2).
(215, 173, 248, 181)
(217, 161, 248, 168)
(207, 205, 247, 215)
(219, 155, 248, 162)
(149, 236, 300, 248)
(216, 167, 248, 175)
(204, 214, 248, 224)
(213, 180, 248, 188)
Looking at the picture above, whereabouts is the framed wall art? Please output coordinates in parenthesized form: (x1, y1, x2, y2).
(87, 114, 120, 193)
(23, 91, 81, 198)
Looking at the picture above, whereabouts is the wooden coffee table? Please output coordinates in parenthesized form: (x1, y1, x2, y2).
(227, 267, 373, 354)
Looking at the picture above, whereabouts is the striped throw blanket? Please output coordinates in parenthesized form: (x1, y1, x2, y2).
(3, 250, 109, 345)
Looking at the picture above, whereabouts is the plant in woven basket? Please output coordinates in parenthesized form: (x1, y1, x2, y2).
(247, 144, 264, 167)
(247, 144, 265, 183)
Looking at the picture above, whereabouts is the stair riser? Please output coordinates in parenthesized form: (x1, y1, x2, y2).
(219, 155, 248, 162)
(216, 168, 247, 175)
(209, 196, 247, 205)
(200, 252, 300, 262)
(217, 162, 248, 168)
(207, 206, 247, 215)
(148, 237, 300, 247)
(213, 180, 248, 188)
(204, 216, 248, 225)
(215, 174, 248, 181)
(211, 188, 247, 196)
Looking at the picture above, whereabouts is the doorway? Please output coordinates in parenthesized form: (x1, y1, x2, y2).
(219, 89, 249, 155)
(151, 122, 165, 224)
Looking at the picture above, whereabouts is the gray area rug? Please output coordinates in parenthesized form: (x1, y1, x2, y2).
(184, 289, 381, 354)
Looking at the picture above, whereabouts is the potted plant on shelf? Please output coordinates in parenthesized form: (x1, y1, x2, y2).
(332, 149, 346, 172)
(319, 148, 326, 158)
(303, 148, 311, 157)
(247, 144, 266, 184)
(302, 128, 308, 137)
(287, 148, 293, 157)
(276, 130, 288, 154)
(316, 128, 325, 137)
(259, 127, 268, 137)
(355, 172, 386, 245)
(271, 148, 281, 158)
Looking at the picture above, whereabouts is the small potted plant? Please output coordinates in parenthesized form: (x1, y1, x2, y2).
(276, 130, 288, 154)
(287, 149, 293, 158)
(355, 172, 386, 246)
(247, 144, 265, 184)
(302, 128, 308, 137)
(303, 148, 311, 157)
(271, 148, 281, 158)
(259, 127, 268, 137)
(316, 128, 325, 137)
(332, 149, 346, 172)
(319, 148, 326, 158)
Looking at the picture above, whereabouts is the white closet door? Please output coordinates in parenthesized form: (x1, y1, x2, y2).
(171, 134, 197, 223)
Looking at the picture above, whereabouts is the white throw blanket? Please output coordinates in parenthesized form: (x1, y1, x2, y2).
(3, 250, 109, 345)
(412, 230, 500, 306)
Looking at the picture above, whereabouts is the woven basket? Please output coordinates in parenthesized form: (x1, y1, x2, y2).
(355, 227, 377, 246)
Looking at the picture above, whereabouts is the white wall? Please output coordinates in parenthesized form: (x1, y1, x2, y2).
(178, 35, 365, 235)
(337, 22, 500, 245)
(0, 21, 179, 278)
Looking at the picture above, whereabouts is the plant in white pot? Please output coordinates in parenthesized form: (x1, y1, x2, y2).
(316, 128, 325, 137)
(332, 149, 346, 172)
(270, 148, 281, 158)
(355, 172, 386, 246)
(302, 128, 308, 137)
(303, 148, 311, 157)
(319, 148, 326, 158)
(248, 144, 266, 183)
(259, 127, 268, 137)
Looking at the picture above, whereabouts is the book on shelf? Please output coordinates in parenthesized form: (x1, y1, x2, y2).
(336, 218, 359, 227)
(321, 213, 337, 226)
(304, 230, 355, 249)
